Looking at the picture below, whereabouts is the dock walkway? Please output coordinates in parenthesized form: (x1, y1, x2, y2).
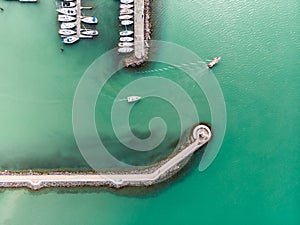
(134, 0, 145, 59)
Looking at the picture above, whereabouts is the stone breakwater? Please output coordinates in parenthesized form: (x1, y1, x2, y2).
(124, 0, 151, 67)
(0, 124, 212, 190)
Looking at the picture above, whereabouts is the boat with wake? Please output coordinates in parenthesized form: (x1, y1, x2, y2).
(207, 57, 221, 68)
(127, 96, 141, 103)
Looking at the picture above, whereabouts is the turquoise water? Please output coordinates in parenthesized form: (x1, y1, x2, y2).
(0, 0, 300, 224)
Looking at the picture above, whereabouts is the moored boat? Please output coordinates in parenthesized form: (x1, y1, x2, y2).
(58, 29, 76, 36)
(120, 8, 134, 15)
(119, 15, 133, 20)
(120, 4, 133, 9)
(207, 57, 221, 68)
(121, 20, 133, 26)
(120, 36, 134, 42)
(121, 0, 134, 3)
(58, 15, 76, 22)
(61, 1, 76, 8)
(62, 35, 79, 44)
(80, 29, 98, 36)
(127, 96, 141, 103)
(120, 30, 134, 36)
(118, 47, 134, 53)
(81, 16, 98, 24)
(57, 7, 77, 16)
(118, 42, 134, 47)
(60, 22, 77, 29)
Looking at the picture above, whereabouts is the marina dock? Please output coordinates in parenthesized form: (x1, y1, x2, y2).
(0, 124, 212, 190)
(124, 0, 151, 67)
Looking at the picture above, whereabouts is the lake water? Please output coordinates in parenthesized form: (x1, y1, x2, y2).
(0, 0, 299, 224)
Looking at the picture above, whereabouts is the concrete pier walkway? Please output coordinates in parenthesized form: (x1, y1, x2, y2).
(134, 0, 145, 59)
(0, 125, 212, 190)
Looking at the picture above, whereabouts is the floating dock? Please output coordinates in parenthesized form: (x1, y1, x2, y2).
(0, 124, 212, 190)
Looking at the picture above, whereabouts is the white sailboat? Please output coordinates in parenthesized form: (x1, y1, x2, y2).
(120, 36, 134, 42)
(120, 30, 134, 36)
(60, 22, 77, 29)
(121, 20, 133, 26)
(81, 16, 98, 24)
(57, 8, 77, 16)
(62, 35, 79, 44)
(58, 29, 76, 36)
(58, 15, 76, 22)
(118, 47, 134, 53)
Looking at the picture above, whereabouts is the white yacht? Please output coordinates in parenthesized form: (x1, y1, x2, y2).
(119, 15, 133, 20)
(58, 29, 76, 36)
(60, 22, 76, 29)
(120, 4, 133, 9)
(121, 20, 133, 26)
(121, 0, 134, 4)
(58, 15, 76, 22)
(57, 8, 77, 16)
(127, 96, 141, 103)
(61, 1, 76, 8)
(81, 16, 98, 24)
(120, 8, 134, 15)
(118, 42, 134, 47)
(62, 35, 79, 44)
(120, 30, 134, 36)
(120, 36, 134, 42)
(80, 29, 98, 36)
(118, 47, 134, 53)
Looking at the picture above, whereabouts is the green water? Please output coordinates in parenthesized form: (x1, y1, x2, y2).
(0, 0, 299, 224)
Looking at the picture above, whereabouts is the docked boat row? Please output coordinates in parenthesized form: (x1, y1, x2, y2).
(57, 0, 98, 44)
(118, 1, 134, 54)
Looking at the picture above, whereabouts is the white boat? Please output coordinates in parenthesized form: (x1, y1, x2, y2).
(121, 0, 134, 4)
(121, 20, 133, 26)
(62, 35, 79, 44)
(58, 29, 76, 36)
(118, 47, 134, 53)
(62, 0, 75, 2)
(61, 1, 76, 8)
(120, 8, 134, 15)
(60, 22, 76, 29)
(207, 57, 221, 68)
(120, 36, 133, 42)
(58, 15, 76, 22)
(81, 16, 98, 24)
(118, 42, 134, 47)
(127, 96, 141, 103)
(120, 30, 134, 36)
(120, 4, 133, 9)
(81, 29, 98, 36)
(119, 15, 133, 20)
(57, 8, 77, 16)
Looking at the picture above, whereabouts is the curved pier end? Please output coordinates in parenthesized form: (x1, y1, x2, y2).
(0, 124, 212, 190)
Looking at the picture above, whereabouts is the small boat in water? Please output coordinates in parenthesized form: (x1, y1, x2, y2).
(61, 1, 76, 8)
(61, 22, 76, 29)
(119, 15, 133, 20)
(120, 36, 134, 42)
(58, 29, 76, 36)
(118, 42, 134, 47)
(121, 0, 134, 4)
(81, 16, 98, 24)
(127, 96, 141, 103)
(120, 8, 134, 15)
(57, 8, 77, 16)
(120, 4, 133, 9)
(121, 20, 133, 26)
(58, 15, 76, 22)
(62, 35, 79, 44)
(207, 57, 221, 68)
(81, 29, 98, 36)
(120, 30, 134, 36)
(118, 47, 134, 53)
